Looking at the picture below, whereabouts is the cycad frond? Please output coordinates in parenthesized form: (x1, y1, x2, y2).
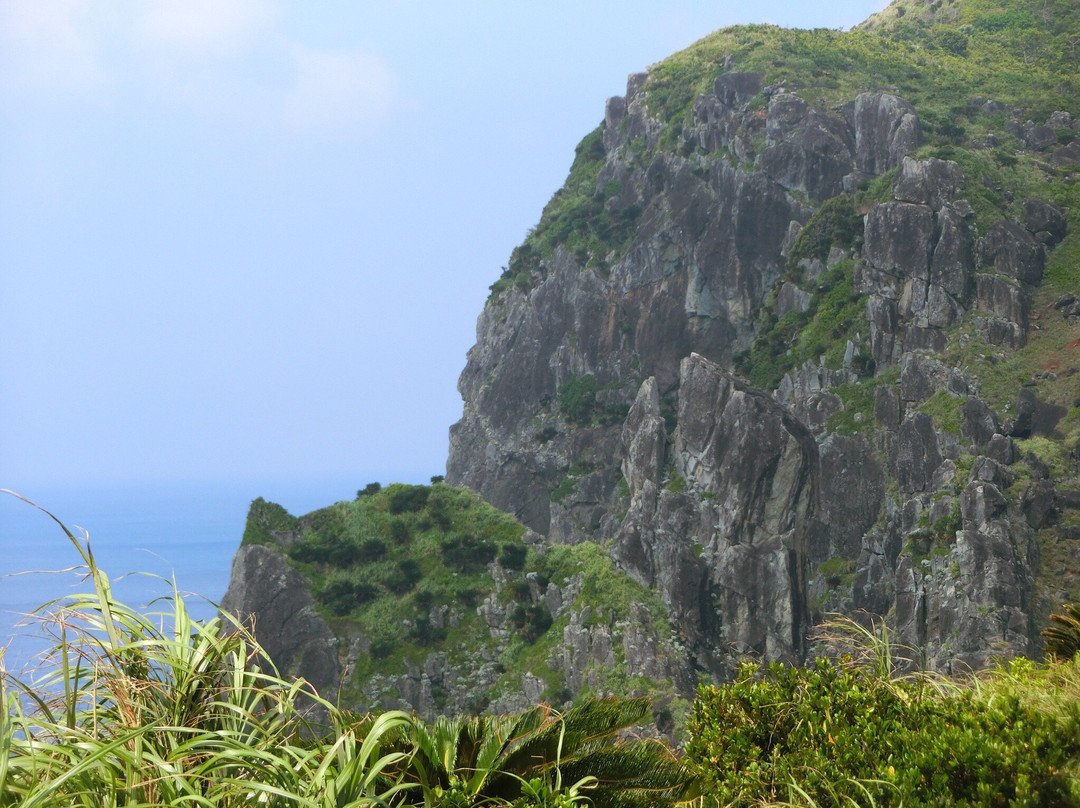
(1043, 604, 1080, 661)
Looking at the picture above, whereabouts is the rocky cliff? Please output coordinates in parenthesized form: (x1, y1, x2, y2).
(224, 0, 1080, 722)
(447, 0, 1080, 678)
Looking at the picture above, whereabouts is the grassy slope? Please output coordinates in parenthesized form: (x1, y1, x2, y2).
(241, 483, 689, 721)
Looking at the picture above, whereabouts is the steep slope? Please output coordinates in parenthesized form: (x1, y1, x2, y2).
(447, 0, 1080, 677)
(223, 484, 694, 729)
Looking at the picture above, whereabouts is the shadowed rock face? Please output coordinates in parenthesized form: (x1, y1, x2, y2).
(219, 32, 1080, 722)
(445, 59, 1070, 682)
(221, 544, 340, 697)
(448, 79, 922, 546)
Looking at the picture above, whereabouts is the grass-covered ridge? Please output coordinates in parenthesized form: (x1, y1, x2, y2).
(648, 0, 1079, 133)
(241, 482, 689, 724)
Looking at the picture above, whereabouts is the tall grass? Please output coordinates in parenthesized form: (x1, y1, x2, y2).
(0, 492, 697, 808)
(0, 492, 416, 807)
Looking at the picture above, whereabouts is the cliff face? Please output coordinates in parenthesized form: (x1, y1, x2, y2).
(447, 1, 1080, 677)
(223, 0, 1080, 721)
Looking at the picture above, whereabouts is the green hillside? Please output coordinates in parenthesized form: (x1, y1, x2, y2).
(240, 482, 691, 728)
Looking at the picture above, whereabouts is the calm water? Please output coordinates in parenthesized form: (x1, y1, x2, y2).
(0, 477, 365, 674)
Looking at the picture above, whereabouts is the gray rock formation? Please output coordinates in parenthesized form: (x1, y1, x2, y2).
(221, 544, 341, 697)
(224, 34, 1074, 720)
(446, 60, 1069, 684)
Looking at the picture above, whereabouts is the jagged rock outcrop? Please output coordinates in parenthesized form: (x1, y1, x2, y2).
(614, 355, 817, 669)
(224, 3, 1079, 719)
(447, 47, 1073, 682)
(221, 544, 341, 697)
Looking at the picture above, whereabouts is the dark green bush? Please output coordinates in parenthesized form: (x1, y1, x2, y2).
(498, 543, 528, 571)
(357, 538, 387, 563)
(558, 374, 603, 424)
(389, 519, 411, 544)
(687, 658, 1080, 807)
(386, 559, 422, 594)
(387, 484, 431, 514)
(409, 615, 448, 646)
(440, 533, 497, 573)
(317, 576, 379, 616)
(369, 638, 395, 660)
(508, 579, 532, 603)
(510, 603, 553, 644)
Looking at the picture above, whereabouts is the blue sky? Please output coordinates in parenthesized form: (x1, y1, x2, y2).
(1, 0, 888, 491)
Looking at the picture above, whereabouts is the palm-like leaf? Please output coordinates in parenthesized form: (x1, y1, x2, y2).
(1043, 603, 1080, 661)
(389, 697, 698, 808)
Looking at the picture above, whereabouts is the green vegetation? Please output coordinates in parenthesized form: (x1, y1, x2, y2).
(242, 483, 686, 717)
(735, 258, 869, 391)
(0, 499, 695, 807)
(555, 374, 627, 427)
(826, 377, 881, 436)
(918, 387, 965, 435)
(784, 195, 863, 268)
(688, 620, 1080, 807)
(1044, 603, 1080, 661)
(647, 0, 1079, 138)
(489, 128, 641, 296)
(11, 513, 1080, 807)
(242, 496, 298, 546)
(393, 697, 696, 808)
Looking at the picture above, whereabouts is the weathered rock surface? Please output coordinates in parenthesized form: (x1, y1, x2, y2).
(221, 544, 341, 697)
(614, 355, 817, 669)
(443, 61, 1071, 686)
(226, 32, 1075, 719)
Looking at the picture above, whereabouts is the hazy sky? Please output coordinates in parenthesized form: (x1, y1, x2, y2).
(1, 0, 888, 491)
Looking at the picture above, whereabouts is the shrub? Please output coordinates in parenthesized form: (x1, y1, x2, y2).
(558, 374, 603, 424)
(387, 484, 431, 514)
(390, 518, 412, 544)
(358, 537, 388, 563)
(508, 579, 533, 603)
(498, 542, 528, 570)
(386, 558, 423, 594)
(510, 603, 553, 644)
(386, 697, 698, 808)
(687, 654, 1080, 807)
(370, 638, 396, 660)
(318, 574, 379, 615)
(357, 481, 382, 498)
(409, 615, 448, 646)
(441, 533, 497, 573)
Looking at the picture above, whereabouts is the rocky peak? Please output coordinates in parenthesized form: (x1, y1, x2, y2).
(447, 27, 1076, 680)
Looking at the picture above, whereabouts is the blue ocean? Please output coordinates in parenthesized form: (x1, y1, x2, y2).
(0, 477, 365, 674)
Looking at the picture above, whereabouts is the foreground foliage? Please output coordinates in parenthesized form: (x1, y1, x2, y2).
(0, 494, 696, 807)
(9, 494, 1080, 806)
(385, 697, 696, 808)
(688, 621, 1080, 807)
